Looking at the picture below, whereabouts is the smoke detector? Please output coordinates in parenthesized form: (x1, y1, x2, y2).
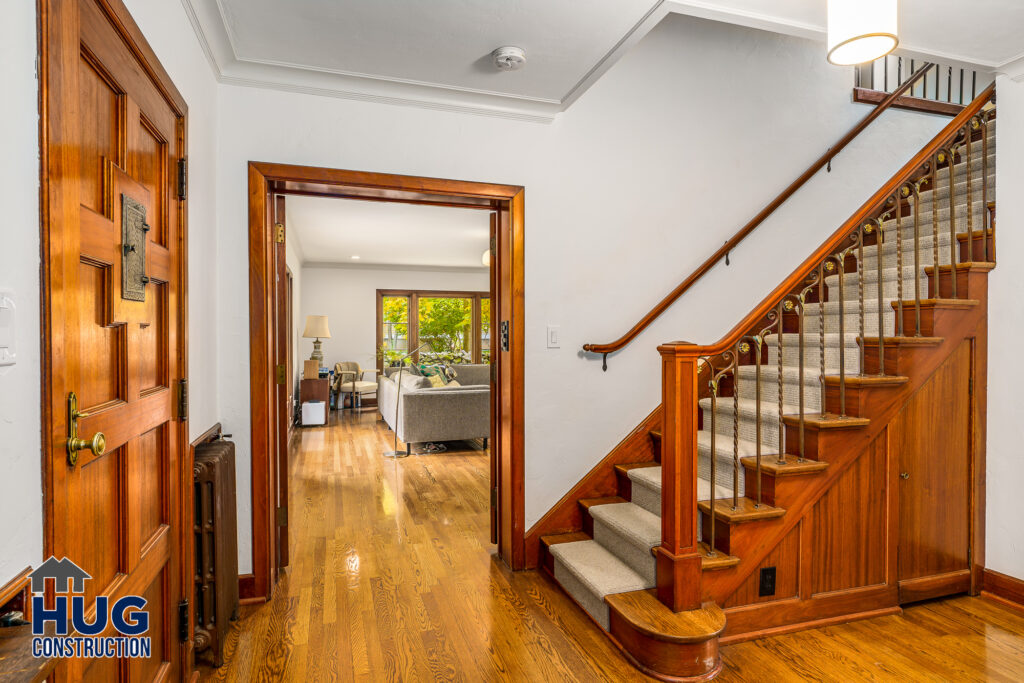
(492, 46, 526, 72)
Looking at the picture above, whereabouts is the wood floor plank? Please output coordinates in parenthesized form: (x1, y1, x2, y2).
(199, 410, 1024, 682)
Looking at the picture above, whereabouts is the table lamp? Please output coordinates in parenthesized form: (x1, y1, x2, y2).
(302, 315, 331, 363)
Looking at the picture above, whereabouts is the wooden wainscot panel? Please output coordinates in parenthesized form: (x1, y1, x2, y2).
(724, 525, 801, 609)
(811, 436, 887, 595)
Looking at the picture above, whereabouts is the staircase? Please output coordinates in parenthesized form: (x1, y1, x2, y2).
(539, 87, 996, 680)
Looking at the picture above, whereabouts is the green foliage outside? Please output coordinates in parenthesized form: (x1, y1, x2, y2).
(418, 297, 472, 360)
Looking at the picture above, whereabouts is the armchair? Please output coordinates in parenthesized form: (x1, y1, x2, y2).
(333, 361, 379, 410)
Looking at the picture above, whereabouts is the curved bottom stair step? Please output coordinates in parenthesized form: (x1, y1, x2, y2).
(548, 539, 650, 631)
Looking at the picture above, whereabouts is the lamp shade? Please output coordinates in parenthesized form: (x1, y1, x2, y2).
(482, 249, 491, 267)
(827, 0, 898, 66)
(302, 315, 331, 339)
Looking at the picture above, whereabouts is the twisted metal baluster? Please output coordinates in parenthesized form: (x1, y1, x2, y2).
(819, 263, 827, 417)
(896, 187, 906, 337)
(777, 302, 786, 466)
(835, 255, 847, 417)
(754, 335, 762, 507)
(932, 155, 940, 289)
(870, 214, 888, 375)
(858, 223, 867, 375)
(982, 113, 990, 262)
(912, 178, 924, 336)
(732, 348, 740, 510)
(708, 371, 718, 557)
(967, 120, 975, 263)
(946, 144, 959, 298)
(798, 296, 806, 462)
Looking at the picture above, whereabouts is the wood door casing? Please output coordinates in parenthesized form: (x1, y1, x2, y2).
(41, 0, 189, 680)
(895, 340, 972, 588)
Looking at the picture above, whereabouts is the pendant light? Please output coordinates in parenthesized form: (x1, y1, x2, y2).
(827, 0, 899, 66)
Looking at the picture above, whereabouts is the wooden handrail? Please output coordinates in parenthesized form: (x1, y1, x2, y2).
(661, 82, 995, 361)
(583, 63, 936, 364)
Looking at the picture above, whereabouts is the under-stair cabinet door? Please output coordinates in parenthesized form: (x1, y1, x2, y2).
(894, 341, 972, 603)
(42, 0, 189, 680)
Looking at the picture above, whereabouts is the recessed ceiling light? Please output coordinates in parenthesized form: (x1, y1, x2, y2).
(351, 255, 361, 260)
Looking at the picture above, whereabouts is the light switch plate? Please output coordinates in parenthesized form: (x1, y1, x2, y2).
(547, 325, 560, 349)
(0, 290, 16, 368)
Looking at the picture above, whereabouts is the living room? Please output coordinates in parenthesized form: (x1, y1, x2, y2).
(288, 195, 494, 459)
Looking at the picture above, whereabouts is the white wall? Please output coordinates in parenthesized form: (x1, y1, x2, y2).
(300, 265, 490, 370)
(215, 14, 950, 572)
(0, 0, 42, 583)
(986, 75, 1024, 579)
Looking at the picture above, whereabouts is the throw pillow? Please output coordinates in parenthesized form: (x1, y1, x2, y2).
(446, 379, 461, 387)
(427, 373, 446, 388)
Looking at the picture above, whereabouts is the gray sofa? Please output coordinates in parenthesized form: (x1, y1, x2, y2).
(378, 364, 490, 452)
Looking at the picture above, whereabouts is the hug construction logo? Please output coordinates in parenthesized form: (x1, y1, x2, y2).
(28, 556, 151, 659)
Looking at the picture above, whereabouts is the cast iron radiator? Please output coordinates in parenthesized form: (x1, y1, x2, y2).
(193, 438, 239, 667)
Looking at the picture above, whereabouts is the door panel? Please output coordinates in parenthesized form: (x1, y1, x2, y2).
(43, 0, 189, 679)
(896, 340, 971, 588)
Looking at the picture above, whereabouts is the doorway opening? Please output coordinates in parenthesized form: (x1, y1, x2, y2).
(246, 163, 525, 601)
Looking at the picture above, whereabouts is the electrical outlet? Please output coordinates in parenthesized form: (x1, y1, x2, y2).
(758, 567, 777, 597)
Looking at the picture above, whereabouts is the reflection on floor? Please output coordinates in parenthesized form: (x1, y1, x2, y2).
(200, 410, 1024, 682)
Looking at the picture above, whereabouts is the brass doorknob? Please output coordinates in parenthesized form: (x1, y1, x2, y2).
(68, 432, 106, 459)
(900, 472, 910, 480)
(66, 391, 105, 465)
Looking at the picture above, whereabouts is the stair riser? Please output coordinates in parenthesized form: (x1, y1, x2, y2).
(916, 174, 996, 206)
(824, 381, 904, 418)
(697, 449, 747, 499)
(767, 341, 861, 373)
(593, 519, 656, 585)
(736, 372, 823, 411)
(552, 559, 612, 630)
(802, 307, 894, 339)
(879, 203, 988, 237)
(630, 480, 661, 517)
(827, 270, 930, 303)
(701, 405, 786, 453)
(959, 232, 995, 262)
(928, 266, 988, 300)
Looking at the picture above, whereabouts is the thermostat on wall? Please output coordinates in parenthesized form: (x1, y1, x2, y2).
(0, 290, 16, 369)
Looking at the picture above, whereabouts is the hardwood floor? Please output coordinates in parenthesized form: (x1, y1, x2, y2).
(200, 409, 1024, 682)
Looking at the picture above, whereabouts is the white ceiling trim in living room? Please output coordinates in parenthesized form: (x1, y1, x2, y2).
(180, 0, 1023, 124)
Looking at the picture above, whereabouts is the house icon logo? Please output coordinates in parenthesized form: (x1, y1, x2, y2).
(28, 556, 92, 594)
(28, 556, 152, 660)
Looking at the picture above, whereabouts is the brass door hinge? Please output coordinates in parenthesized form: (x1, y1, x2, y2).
(177, 158, 187, 201)
(275, 223, 285, 244)
(177, 378, 188, 421)
(276, 364, 286, 385)
(276, 506, 288, 526)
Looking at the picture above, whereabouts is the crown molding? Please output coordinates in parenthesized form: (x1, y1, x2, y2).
(995, 52, 1024, 82)
(303, 261, 490, 274)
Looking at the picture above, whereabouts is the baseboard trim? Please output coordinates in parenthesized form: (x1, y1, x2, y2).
(898, 570, 971, 604)
(524, 405, 662, 568)
(981, 568, 1024, 611)
(722, 605, 901, 645)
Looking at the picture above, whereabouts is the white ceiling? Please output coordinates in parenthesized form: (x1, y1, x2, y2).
(182, 0, 1024, 122)
(286, 196, 491, 270)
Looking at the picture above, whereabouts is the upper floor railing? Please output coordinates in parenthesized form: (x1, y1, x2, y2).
(582, 63, 936, 369)
(854, 54, 996, 116)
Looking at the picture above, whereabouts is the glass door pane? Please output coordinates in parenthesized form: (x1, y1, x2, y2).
(381, 295, 409, 367)
(480, 298, 491, 364)
(418, 296, 473, 365)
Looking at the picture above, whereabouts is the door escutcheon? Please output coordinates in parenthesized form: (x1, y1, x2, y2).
(66, 391, 106, 465)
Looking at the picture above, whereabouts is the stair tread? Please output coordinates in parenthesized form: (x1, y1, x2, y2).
(699, 542, 741, 571)
(541, 531, 592, 548)
(579, 496, 627, 511)
(925, 262, 996, 273)
(781, 413, 870, 429)
(822, 374, 909, 387)
(605, 590, 726, 644)
(549, 540, 651, 597)
(626, 466, 732, 502)
(649, 429, 662, 440)
(860, 336, 943, 346)
(697, 497, 786, 523)
(615, 461, 658, 477)
(589, 502, 661, 547)
(740, 454, 829, 476)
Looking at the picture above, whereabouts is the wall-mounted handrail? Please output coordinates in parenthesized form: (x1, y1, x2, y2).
(583, 63, 935, 368)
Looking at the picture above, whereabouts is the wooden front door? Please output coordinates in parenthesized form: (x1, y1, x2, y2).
(41, 0, 189, 680)
(895, 340, 972, 602)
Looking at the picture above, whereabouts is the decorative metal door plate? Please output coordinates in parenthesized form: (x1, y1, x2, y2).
(121, 194, 149, 302)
